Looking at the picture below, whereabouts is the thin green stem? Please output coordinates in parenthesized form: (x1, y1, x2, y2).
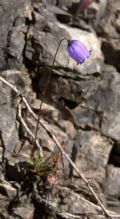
(32, 38, 69, 156)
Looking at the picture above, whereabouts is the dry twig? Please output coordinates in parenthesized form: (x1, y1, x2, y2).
(0, 73, 115, 218)
(18, 102, 43, 157)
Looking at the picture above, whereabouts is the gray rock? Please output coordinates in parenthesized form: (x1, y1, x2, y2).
(92, 66, 120, 141)
(115, 17, 120, 34)
(1, 69, 35, 105)
(25, 19, 69, 68)
(25, 3, 103, 76)
(73, 130, 112, 184)
(43, 0, 80, 9)
(0, 77, 19, 156)
(26, 116, 68, 153)
(0, 104, 18, 157)
(102, 112, 120, 141)
(0, 70, 35, 157)
(97, 0, 120, 71)
(34, 186, 107, 219)
(23, 3, 104, 116)
(0, 0, 120, 218)
(104, 165, 120, 198)
(59, 120, 76, 139)
(102, 39, 120, 72)
(0, 180, 16, 199)
(72, 105, 101, 129)
(72, 65, 120, 142)
(89, 66, 120, 114)
(12, 204, 34, 219)
(0, 0, 31, 70)
(7, 17, 27, 69)
(57, 22, 104, 76)
(0, 193, 10, 219)
(97, 0, 120, 38)
(38, 73, 86, 107)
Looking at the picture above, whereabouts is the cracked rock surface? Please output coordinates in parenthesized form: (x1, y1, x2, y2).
(0, 0, 120, 218)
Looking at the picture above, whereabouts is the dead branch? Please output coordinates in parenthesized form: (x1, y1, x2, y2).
(18, 102, 43, 157)
(0, 72, 114, 218)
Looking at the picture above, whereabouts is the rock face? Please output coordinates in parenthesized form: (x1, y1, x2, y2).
(0, 0, 31, 69)
(72, 130, 112, 184)
(0, 0, 120, 218)
(25, 19, 103, 76)
(72, 65, 120, 142)
(98, 0, 120, 71)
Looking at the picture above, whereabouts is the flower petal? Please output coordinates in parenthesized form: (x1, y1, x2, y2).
(67, 40, 91, 64)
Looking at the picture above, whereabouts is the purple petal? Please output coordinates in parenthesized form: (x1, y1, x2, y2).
(67, 40, 91, 64)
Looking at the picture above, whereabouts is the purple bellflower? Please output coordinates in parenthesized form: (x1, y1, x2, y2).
(67, 40, 91, 65)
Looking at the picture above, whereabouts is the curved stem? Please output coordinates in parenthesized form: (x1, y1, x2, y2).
(32, 38, 69, 156)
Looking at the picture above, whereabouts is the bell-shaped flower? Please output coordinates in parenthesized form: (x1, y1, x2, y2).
(67, 40, 91, 65)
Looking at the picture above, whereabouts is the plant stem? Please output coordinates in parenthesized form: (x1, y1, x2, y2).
(32, 38, 69, 156)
